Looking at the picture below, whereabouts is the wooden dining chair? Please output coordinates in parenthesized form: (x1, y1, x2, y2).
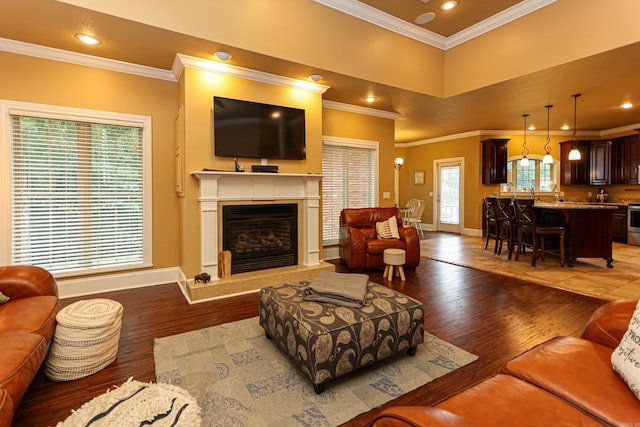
(403, 199, 425, 238)
(483, 197, 500, 253)
(513, 199, 565, 267)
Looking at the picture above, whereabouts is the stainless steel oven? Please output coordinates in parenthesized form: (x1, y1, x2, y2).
(629, 204, 640, 246)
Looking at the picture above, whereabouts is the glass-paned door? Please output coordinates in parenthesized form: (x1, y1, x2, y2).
(436, 160, 461, 233)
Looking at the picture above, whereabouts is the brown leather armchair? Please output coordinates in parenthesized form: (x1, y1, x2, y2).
(0, 266, 60, 427)
(339, 207, 420, 270)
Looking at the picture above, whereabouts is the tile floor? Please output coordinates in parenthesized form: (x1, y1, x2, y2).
(420, 233, 640, 301)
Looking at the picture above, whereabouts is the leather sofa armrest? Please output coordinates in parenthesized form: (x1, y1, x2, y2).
(581, 300, 636, 348)
(339, 226, 366, 270)
(0, 266, 59, 300)
(399, 226, 420, 267)
(370, 407, 480, 427)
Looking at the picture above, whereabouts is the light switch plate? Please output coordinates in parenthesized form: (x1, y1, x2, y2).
(383, 192, 390, 199)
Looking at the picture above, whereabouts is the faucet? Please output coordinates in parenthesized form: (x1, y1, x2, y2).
(530, 180, 535, 199)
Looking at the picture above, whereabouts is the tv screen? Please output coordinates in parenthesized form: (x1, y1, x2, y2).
(214, 97, 306, 160)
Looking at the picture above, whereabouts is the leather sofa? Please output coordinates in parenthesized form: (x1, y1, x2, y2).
(339, 207, 420, 270)
(0, 266, 60, 427)
(371, 299, 639, 427)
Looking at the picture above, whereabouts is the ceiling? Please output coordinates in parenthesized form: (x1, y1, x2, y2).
(1, 0, 639, 143)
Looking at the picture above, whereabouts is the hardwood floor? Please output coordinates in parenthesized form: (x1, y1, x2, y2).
(15, 233, 606, 426)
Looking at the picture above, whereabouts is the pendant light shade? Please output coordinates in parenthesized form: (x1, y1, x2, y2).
(568, 94, 582, 161)
(520, 114, 530, 167)
(542, 104, 554, 164)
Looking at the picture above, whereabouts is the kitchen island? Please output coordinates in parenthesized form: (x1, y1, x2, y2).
(534, 202, 617, 268)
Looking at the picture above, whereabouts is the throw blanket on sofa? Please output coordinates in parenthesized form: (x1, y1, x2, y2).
(302, 272, 369, 308)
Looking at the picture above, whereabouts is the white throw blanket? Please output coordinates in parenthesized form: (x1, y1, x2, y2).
(302, 272, 369, 308)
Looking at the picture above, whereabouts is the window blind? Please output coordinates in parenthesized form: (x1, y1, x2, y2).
(10, 114, 144, 275)
(322, 143, 376, 244)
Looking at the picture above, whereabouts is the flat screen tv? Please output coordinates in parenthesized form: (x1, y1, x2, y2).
(213, 96, 306, 160)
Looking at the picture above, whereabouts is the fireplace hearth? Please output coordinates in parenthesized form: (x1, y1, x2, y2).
(223, 204, 298, 274)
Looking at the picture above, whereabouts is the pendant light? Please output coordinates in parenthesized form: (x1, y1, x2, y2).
(568, 94, 582, 161)
(542, 105, 554, 164)
(520, 114, 530, 167)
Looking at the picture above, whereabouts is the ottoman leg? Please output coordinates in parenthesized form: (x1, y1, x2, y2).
(407, 346, 417, 356)
(383, 264, 390, 278)
(387, 266, 394, 281)
(314, 382, 325, 394)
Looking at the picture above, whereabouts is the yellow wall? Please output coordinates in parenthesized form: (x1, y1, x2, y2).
(444, 0, 640, 97)
(179, 66, 324, 277)
(1, 51, 180, 272)
(400, 136, 484, 230)
(321, 108, 396, 207)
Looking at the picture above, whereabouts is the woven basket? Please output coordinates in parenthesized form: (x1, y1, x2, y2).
(45, 298, 123, 382)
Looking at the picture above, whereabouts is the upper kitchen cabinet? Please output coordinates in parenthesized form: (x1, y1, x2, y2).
(560, 141, 591, 185)
(482, 138, 509, 184)
(611, 135, 639, 184)
(590, 140, 611, 186)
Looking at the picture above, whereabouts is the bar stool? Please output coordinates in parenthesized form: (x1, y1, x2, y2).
(483, 197, 500, 253)
(497, 198, 517, 259)
(513, 199, 565, 267)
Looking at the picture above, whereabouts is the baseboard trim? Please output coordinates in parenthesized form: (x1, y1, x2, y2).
(57, 267, 183, 299)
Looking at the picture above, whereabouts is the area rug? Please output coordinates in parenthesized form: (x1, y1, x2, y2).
(56, 378, 201, 426)
(153, 317, 478, 427)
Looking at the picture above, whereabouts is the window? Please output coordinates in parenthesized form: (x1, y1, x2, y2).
(321, 137, 378, 245)
(501, 155, 559, 194)
(1, 101, 152, 277)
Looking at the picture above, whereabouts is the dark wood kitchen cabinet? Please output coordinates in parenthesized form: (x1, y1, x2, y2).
(590, 140, 611, 185)
(482, 138, 509, 184)
(611, 135, 639, 184)
(612, 206, 628, 243)
(560, 140, 591, 185)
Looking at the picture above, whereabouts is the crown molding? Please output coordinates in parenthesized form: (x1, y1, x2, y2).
(0, 37, 175, 81)
(600, 123, 640, 137)
(173, 54, 330, 94)
(446, 0, 557, 49)
(395, 126, 639, 148)
(312, 0, 446, 49)
(322, 99, 399, 120)
(312, 0, 556, 51)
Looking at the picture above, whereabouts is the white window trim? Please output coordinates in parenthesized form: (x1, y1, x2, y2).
(0, 99, 153, 277)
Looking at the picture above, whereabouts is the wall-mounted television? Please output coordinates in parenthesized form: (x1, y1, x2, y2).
(213, 96, 306, 160)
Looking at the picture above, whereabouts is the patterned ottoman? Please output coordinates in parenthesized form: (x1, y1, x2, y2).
(259, 280, 424, 394)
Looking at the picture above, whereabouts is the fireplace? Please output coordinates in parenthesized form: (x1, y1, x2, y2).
(222, 204, 298, 274)
(191, 171, 324, 285)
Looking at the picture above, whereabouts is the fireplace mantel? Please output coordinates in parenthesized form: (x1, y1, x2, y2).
(192, 171, 323, 282)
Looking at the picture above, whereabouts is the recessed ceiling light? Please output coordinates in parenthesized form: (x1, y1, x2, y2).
(622, 102, 633, 109)
(214, 51, 232, 61)
(365, 96, 376, 103)
(309, 74, 323, 82)
(415, 12, 436, 25)
(75, 33, 101, 45)
(420, 0, 432, 3)
(441, 1, 457, 11)
(528, 125, 536, 131)
(562, 124, 570, 130)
